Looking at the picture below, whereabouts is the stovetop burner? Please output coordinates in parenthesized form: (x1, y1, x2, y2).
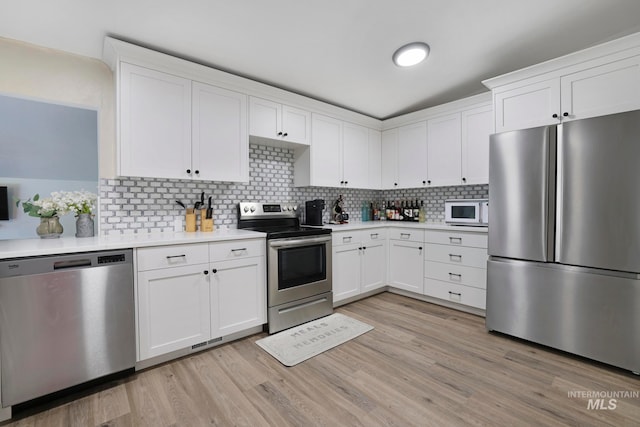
(237, 202, 331, 239)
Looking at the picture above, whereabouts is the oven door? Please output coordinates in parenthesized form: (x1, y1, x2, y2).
(268, 235, 332, 307)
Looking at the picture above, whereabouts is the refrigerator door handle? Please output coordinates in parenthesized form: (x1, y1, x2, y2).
(554, 124, 563, 263)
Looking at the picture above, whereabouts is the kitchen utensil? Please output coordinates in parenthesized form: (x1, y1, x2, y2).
(206, 196, 212, 219)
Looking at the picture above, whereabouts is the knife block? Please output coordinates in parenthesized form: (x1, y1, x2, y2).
(200, 209, 214, 232)
(185, 209, 196, 232)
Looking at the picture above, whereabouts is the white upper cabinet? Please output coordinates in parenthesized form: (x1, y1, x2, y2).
(397, 121, 428, 188)
(485, 34, 640, 132)
(381, 128, 399, 189)
(249, 97, 311, 145)
(296, 113, 380, 188)
(192, 82, 248, 182)
(310, 114, 342, 187)
(560, 55, 640, 121)
(342, 122, 370, 189)
(461, 104, 493, 185)
(427, 113, 462, 187)
(118, 62, 248, 181)
(494, 78, 560, 133)
(119, 62, 192, 179)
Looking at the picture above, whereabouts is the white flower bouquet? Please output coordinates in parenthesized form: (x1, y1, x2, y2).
(17, 190, 97, 218)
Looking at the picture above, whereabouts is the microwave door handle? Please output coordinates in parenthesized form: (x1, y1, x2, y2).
(269, 235, 332, 248)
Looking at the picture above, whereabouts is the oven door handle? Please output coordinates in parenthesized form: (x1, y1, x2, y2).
(269, 235, 332, 248)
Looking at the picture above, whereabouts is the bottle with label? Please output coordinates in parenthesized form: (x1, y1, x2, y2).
(419, 200, 426, 223)
(413, 199, 420, 221)
(381, 201, 386, 221)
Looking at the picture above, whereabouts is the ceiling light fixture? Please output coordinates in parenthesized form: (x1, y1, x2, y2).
(392, 42, 430, 67)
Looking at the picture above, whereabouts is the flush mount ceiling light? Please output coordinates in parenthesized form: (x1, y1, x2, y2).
(392, 42, 430, 67)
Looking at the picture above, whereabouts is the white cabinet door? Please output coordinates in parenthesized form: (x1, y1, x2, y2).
(494, 78, 560, 132)
(333, 243, 362, 302)
(461, 104, 493, 185)
(192, 82, 248, 182)
(388, 240, 424, 293)
(361, 240, 386, 292)
(427, 113, 462, 187)
(342, 122, 369, 188)
(211, 256, 266, 338)
(560, 55, 640, 121)
(282, 105, 311, 145)
(249, 97, 280, 140)
(119, 62, 192, 179)
(368, 129, 382, 189)
(138, 264, 211, 359)
(397, 121, 428, 188)
(311, 114, 342, 187)
(381, 128, 399, 189)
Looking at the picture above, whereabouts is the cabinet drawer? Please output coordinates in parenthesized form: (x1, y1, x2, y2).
(210, 239, 265, 262)
(424, 261, 486, 290)
(137, 243, 209, 271)
(362, 228, 387, 244)
(425, 230, 487, 248)
(425, 243, 487, 268)
(332, 230, 363, 246)
(424, 278, 486, 310)
(388, 228, 424, 243)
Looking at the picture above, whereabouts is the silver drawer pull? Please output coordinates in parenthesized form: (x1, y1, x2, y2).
(448, 291, 462, 299)
(400, 233, 410, 239)
(166, 254, 186, 259)
(448, 272, 462, 280)
(449, 237, 462, 244)
(231, 248, 247, 252)
(343, 236, 352, 243)
(449, 254, 462, 261)
(370, 233, 379, 239)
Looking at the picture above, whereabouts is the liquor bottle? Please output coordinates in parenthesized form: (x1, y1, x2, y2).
(388, 200, 394, 220)
(419, 200, 426, 223)
(413, 199, 420, 221)
(403, 200, 411, 220)
(381, 200, 386, 221)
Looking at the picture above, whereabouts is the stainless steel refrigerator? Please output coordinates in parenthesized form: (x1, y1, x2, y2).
(487, 109, 640, 374)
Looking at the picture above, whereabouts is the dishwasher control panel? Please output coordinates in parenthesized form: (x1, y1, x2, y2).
(98, 253, 126, 264)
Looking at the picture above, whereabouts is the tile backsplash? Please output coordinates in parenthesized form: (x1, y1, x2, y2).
(99, 144, 488, 235)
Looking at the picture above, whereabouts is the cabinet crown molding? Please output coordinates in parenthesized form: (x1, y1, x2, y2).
(482, 31, 640, 90)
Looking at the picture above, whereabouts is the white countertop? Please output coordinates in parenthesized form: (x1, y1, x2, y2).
(0, 229, 266, 259)
(322, 221, 489, 233)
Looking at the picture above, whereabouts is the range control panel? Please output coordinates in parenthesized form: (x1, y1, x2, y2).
(238, 202, 298, 219)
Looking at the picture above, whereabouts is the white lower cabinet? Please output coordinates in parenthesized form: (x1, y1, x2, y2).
(332, 229, 387, 303)
(423, 230, 488, 310)
(210, 254, 266, 337)
(388, 229, 424, 293)
(136, 239, 266, 361)
(138, 263, 211, 359)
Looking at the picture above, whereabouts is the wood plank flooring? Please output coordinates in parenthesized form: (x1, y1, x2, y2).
(4, 292, 639, 426)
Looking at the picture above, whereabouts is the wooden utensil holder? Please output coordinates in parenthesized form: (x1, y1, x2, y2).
(185, 208, 196, 232)
(200, 209, 214, 232)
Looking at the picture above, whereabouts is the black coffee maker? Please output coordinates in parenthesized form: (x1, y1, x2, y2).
(304, 199, 325, 226)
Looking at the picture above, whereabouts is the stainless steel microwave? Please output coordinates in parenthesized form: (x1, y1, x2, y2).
(445, 199, 489, 226)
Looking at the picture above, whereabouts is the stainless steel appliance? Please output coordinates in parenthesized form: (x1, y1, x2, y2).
(487, 110, 640, 373)
(0, 249, 135, 407)
(304, 199, 325, 226)
(237, 202, 333, 333)
(444, 199, 489, 226)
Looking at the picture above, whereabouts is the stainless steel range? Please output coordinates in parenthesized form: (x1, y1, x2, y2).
(237, 202, 333, 334)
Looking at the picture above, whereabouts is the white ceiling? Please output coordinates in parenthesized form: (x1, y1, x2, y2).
(2, 0, 640, 119)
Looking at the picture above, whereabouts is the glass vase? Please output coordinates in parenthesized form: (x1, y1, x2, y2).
(75, 213, 94, 238)
(36, 216, 63, 239)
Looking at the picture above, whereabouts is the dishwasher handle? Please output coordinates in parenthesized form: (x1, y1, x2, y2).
(53, 259, 92, 270)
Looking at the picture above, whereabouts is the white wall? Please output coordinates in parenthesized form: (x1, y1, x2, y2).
(0, 36, 115, 177)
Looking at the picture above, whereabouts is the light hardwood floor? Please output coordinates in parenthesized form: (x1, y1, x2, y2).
(4, 292, 639, 426)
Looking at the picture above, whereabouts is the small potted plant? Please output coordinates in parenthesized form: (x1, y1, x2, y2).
(63, 190, 98, 238)
(16, 193, 71, 238)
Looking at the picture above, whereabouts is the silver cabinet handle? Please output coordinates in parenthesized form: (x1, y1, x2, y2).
(448, 291, 462, 297)
(166, 254, 186, 259)
(370, 233, 379, 239)
(448, 272, 462, 278)
(231, 248, 247, 252)
(449, 254, 462, 261)
(342, 236, 353, 243)
(449, 237, 462, 244)
(400, 233, 411, 239)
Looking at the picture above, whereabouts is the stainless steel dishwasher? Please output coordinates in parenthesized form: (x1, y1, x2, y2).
(0, 249, 135, 407)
